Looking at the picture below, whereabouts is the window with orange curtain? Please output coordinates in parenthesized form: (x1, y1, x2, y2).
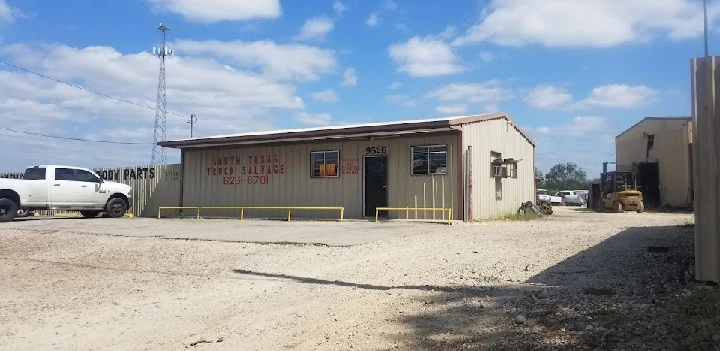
(311, 150, 340, 178)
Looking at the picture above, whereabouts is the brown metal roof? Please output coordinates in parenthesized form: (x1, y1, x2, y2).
(158, 112, 535, 148)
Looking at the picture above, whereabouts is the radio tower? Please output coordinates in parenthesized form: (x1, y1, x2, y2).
(151, 23, 173, 165)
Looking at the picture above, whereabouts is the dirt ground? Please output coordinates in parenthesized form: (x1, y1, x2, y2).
(0, 207, 711, 350)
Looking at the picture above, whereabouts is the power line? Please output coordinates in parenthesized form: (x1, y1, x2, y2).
(0, 59, 187, 119)
(0, 126, 153, 145)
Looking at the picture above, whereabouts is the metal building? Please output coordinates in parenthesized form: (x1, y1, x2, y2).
(158, 113, 536, 221)
(615, 116, 693, 209)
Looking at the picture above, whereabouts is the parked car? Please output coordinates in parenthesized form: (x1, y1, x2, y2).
(539, 190, 563, 205)
(536, 188, 552, 202)
(0, 165, 133, 222)
(556, 190, 586, 206)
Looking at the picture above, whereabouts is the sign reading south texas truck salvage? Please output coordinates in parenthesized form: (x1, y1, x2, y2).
(206, 154, 286, 186)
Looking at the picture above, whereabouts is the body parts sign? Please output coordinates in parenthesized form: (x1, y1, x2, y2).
(207, 154, 286, 186)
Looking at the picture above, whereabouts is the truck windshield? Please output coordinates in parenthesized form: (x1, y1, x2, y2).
(23, 167, 47, 180)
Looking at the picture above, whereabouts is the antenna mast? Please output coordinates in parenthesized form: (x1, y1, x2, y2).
(151, 23, 173, 165)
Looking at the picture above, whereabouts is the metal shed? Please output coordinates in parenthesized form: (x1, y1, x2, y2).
(158, 112, 536, 221)
(615, 117, 693, 209)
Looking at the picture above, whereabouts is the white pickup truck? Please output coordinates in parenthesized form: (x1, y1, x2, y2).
(0, 165, 133, 222)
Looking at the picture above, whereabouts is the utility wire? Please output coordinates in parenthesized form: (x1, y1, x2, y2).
(0, 59, 188, 119)
(0, 127, 153, 145)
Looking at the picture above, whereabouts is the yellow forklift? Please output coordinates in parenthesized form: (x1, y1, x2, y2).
(591, 162, 645, 213)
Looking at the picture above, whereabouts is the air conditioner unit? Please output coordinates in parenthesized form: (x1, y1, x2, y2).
(491, 164, 503, 177)
(501, 166, 509, 178)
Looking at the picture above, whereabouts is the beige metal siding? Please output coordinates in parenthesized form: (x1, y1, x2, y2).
(0, 164, 182, 217)
(615, 119, 692, 207)
(181, 133, 461, 220)
(691, 56, 720, 283)
(461, 118, 535, 220)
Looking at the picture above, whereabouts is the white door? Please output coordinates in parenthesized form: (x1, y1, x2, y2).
(50, 167, 80, 207)
(75, 169, 107, 207)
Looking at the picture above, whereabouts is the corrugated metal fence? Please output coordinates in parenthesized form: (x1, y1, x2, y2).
(0, 164, 182, 217)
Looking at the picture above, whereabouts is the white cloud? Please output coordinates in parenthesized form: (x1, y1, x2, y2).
(384, 94, 416, 107)
(533, 116, 611, 137)
(525, 85, 573, 109)
(425, 80, 513, 111)
(311, 89, 338, 102)
(572, 84, 659, 109)
(479, 52, 494, 63)
(341, 67, 357, 86)
(366, 13, 379, 27)
(453, 0, 720, 47)
(0, 42, 310, 171)
(173, 39, 337, 81)
(388, 35, 465, 77)
(294, 112, 333, 126)
(436, 104, 468, 115)
(333, 1, 346, 15)
(293, 16, 335, 42)
(0, 0, 26, 23)
(524, 83, 660, 110)
(147, 0, 281, 23)
(388, 81, 402, 90)
(384, 0, 398, 11)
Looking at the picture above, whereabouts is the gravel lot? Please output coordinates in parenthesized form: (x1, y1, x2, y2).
(0, 207, 709, 350)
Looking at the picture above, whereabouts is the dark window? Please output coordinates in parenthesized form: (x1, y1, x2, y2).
(23, 167, 47, 180)
(54, 168, 75, 181)
(76, 169, 100, 183)
(311, 150, 340, 178)
(411, 145, 447, 175)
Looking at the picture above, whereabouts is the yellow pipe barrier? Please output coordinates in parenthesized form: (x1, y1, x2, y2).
(374, 207, 453, 225)
(157, 206, 344, 221)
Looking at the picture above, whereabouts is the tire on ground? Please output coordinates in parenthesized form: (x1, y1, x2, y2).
(105, 198, 127, 218)
(0, 198, 19, 222)
(636, 201, 645, 213)
(613, 201, 624, 213)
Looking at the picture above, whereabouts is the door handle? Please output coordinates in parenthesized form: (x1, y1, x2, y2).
(53, 184, 60, 186)
(81, 185, 87, 188)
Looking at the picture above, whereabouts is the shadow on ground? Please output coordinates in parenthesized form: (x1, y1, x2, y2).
(232, 224, 717, 350)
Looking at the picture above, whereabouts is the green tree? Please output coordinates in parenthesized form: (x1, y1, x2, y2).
(544, 162, 588, 192)
(535, 167, 545, 187)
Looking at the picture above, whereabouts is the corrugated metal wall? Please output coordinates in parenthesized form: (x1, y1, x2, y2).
(615, 118, 692, 207)
(691, 56, 720, 283)
(460, 118, 535, 220)
(181, 132, 461, 220)
(0, 164, 182, 217)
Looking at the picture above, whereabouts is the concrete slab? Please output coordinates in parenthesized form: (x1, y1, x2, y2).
(5, 216, 452, 246)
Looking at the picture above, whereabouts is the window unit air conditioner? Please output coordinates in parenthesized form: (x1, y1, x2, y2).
(491, 164, 503, 177)
(501, 165, 510, 178)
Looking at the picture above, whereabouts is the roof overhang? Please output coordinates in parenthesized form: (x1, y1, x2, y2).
(157, 112, 535, 149)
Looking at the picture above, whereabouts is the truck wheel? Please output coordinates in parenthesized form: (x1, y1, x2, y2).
(80, 210, 101, 218)
(636, 201, 645, 213)
(0, 198, 19, 222)
(105, 198, 127, 218)
(613, 201, 624, 213)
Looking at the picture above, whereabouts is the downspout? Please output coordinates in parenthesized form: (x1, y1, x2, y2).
(455, 127, 464, 221)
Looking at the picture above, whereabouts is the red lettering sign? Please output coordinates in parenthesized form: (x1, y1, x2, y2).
(340, 157, 360, 175)
(207, 153, 285, 185)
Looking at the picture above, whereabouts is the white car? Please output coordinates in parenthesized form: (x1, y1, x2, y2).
(0, 165, 133, 222)
(538, 189, 563, 205)
(556, 190, 586, 206)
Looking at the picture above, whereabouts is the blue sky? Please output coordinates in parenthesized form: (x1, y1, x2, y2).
(0, 0, 716, 176)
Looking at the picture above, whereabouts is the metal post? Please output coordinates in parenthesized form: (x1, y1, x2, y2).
(187, 114, 197, 138)
(467, 146, 473, 221)
(704, 0, 709, 57)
